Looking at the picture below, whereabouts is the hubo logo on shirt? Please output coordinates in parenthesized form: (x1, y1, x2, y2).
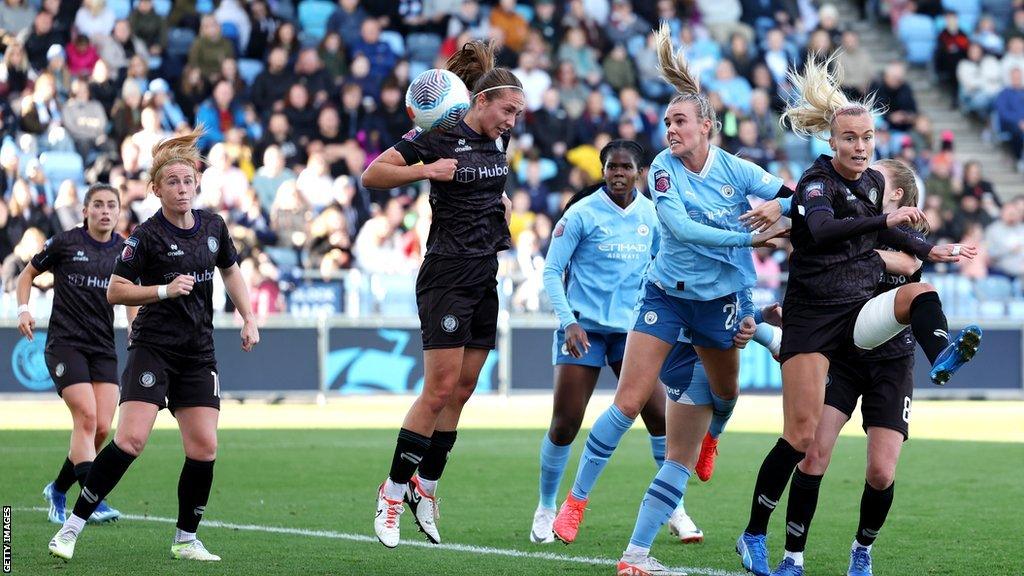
(167, 243, 185, 257)
(67, 273, 109, 289)
(455, 164, 509, 183)
(163, 269, 216, 285)
(72, 250, 89, 262)
(454, 138, 472, 153)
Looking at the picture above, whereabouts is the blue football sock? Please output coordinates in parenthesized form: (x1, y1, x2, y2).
(538, 434, 572, 509)
(629, 460, 691, 549)
(650, 435, 666, 468)
(570, 405, 634, 500)
(709, 392, 737, 439)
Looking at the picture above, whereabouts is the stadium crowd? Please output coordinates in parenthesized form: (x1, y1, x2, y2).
(0, 0, 1023, 319)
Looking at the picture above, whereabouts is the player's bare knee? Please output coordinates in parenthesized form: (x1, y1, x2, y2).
(865, 463, 895, 490)
(785, 428, 816, 453)
(549, 418, 582, 445)
(73, 409, 98, 436)
(114, 432, 147, 456)
(94, 423, 110, 446)
(800, 445, 831, 475)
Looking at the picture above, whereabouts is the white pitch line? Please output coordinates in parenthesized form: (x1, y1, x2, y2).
(24, 507, 747, 576)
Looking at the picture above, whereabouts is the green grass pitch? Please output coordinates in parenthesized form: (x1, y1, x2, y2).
(3, 429, 1021, 575)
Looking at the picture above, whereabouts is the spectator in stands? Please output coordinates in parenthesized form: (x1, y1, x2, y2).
(197, 142, 247, 211)
(935, 9, 970, 98)
(296, 152, 334, 212)
(250, 47, 295, 118)
(19, 72, 61, 136)
(0, 0, 36, 41)
(529, 87, 573, 159)
(22, 10, 63, 73)
(604, 0, 649, 49)
(294, 48, 332, 108)
(40, 0, 71, 43)
(62, 77, 108, 160)
(318, 32, 348, 85)
(698, 0, 752, 44)
(958, 42, 1003, 118)
(814, 3, 844, 47)
(601, 43, 636, 92)
(531, 0, 560, 55)
(761, 28, 793, 88)
(73, 0, 115, 39)
(870, 61, 918, 132)
(131, 106, 169, 170)
(353, 198, 411, 274)
(558, 26, 602, 87)
(1, 225, 46, 291)
(1002, 37, 1024, 86)
(96, 18, 147, 79)
(515, 51, 552, 112)
(985, 201, 1024, 278)
(636, 31, 672, 102)
(43, 44, 70, 101)
(369, 80, 412, 146)
(49, 180, 80, 232)
(838, 30, 873, 100)
(0, 41, 30, 98)
(129, 0, 166, 55)
(195, 79, 248, 151)
(748, 88, 782, 147)
(213, 0, 250, 52)
(994, 67, 1024, 165)
(724, 33, 757, 83)
(562, 0, 608, 53)
(972, 15, 1004, 57)
(268, 180, 310, 250)
(87, 59, 117, 115)
(329, 0, 369, 50)
(65, 34, 99, 77)
(257, 111, 302, 168)
(349, 19, 397, 98)
(281, 83, 316, 148)
(145, 78, 188, 133)
(574, 92, 615, 148)
(961, 160, 999, 205)
(109, 80, 144, 144)
(708, 59, 753, 114)
(740, 0, 788, 40)
(949, 193, 993, 241)
(1003, 7, 1024, 45)
(244, 0, 277, 60)
(253, 145, 295, 208)
(3, 181, 50, 252)
(271, 20, 301, 66)
(232, 187, 278, 248)
(490, 0, 528, 52)
(801, 28, 835, 69)
(308, 206, 354, 273)
(730, 118, 774, 169)
(508, 189, 536, 246)
(957, 222, 989, 279)
(188, 15, 236, 82)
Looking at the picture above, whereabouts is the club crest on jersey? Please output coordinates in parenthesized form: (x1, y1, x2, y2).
(762, 173, 773, 185)
(637, 224, 650, 236)
(721, 184, 735, 198)
(804, 181, 824, 199)
(121, 236, 139, 261)
(868, 187, 878, 204)
(644, 311, 658, 325)
(55, 362, 65, 378)
(653, 170, 670, 193)
(441, 314, 459, 333)
(207, 236, 219, 253)
(140, 371, 156, 388)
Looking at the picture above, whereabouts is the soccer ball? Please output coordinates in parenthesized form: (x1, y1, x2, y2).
(405, 69, 471, 132)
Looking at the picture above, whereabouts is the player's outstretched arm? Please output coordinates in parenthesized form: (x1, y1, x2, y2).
(361, 147, 457, 189)
(15, 263, 42, 341)
(107, 273, 194, 306)
(220, 263, 260, 352)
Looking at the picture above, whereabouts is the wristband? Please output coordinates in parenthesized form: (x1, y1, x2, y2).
(17, 304, 30, 315)
(157, 285, 169, 300)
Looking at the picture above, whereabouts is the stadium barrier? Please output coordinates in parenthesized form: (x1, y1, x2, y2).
(1, 318, 1021, 399)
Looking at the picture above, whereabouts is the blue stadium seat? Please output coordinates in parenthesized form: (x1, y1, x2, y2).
(109, 0, 131, 20)
(515, 4, 534, 22)
(981, 0, 1013, 31)
(898, 13, 938, 65)
(942, 0, 981, 23)
(263, 246, 301, 271)
(153, 0, 171, 16)
(196, 0, 214, 14)
(379, 31, 406, 57)
(978, 300, 1005, 318)
(934, 14, 978, 36)
(39, 151, 85, 187)
(167, 28, 196, 58)
(975, 276, 1014, 300)
(1006, 300, 1024, 319)
(298, 0, 335, 42)
(220, 21, 242, 54)
(238, 58, 265, 86)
